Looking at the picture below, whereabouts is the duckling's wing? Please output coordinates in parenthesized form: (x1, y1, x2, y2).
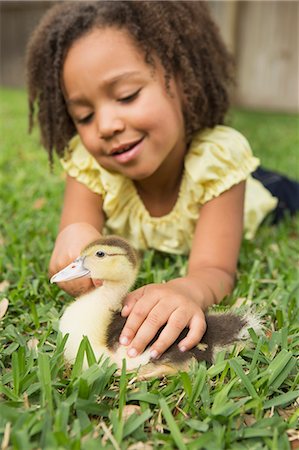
(155, 311, 260, 366)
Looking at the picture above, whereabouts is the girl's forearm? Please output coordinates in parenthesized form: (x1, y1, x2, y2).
(168, 268, 235, 310)
(59, 175, 104, 232)
(57, 221, 102, 237)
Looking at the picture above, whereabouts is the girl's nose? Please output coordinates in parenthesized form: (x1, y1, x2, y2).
(96, 106, 125, 139)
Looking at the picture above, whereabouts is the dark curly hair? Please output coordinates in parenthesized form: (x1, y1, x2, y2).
(26, 1, 234, 163)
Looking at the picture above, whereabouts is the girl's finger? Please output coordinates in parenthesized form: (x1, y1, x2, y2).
(92, 278, 103, 288)
(177, 313, 207, 352)
(148, 307, 189, 358)
(126, 302, 177, 357)
(121, 286, 146, 317)
(119, 286, 161, 346)
(57, 278, 94, 297)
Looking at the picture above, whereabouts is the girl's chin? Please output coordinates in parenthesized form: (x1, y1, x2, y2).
(95, 158, 158, 180)
(125, 166, 158, 181)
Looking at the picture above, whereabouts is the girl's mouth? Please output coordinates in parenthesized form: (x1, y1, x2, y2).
(110, 137, 144, 163)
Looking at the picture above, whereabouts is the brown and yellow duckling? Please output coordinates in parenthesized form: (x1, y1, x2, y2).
(51, 236, 259, 378)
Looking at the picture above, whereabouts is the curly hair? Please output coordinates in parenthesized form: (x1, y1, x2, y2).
(26, 1, 234, 163)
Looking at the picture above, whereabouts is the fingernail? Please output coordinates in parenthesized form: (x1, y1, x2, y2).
(179, 345, 186, 352)
(119, 336, 129, 345)
(121, 305, 129, 316)
(128, 348, 137, 358)
(150, 349, 159, 359)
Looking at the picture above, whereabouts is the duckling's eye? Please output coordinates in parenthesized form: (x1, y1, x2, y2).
(95, 251, 106, 258)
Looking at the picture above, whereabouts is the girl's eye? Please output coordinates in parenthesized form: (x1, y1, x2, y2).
(118, 89, 141, 103)
(95, 251, 106, 258)
(76, 113, 93, 125)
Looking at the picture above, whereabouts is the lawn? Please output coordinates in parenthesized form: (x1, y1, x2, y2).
(0, 88, 298, 449)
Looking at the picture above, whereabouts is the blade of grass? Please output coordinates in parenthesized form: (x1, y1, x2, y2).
(267, 349, 293, 386)
(211, 379, 238, 417)
(127, 392, 159, 405)
(264, 390, 299, 409)
(249, 336, 263, 372)
(180, 372, 192, 399)
(115, 359, 127, 443)
(123, 409, 152, 438)
(159, 398, 187, 450)
(118, 359, 127, 419)
(11, 352, 20, 396)
(229, 359, 258, 398)
(270, 358, 297, 390)
(37, 352, 53, 412)
(71, 336, 86, 380)
(85, 336, 97, 366)
(190, 364, 207, 404)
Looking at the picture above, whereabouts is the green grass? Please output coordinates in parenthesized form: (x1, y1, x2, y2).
(0, 88, 298, 449)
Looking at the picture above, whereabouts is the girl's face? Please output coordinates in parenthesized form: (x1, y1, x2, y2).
(62, 27, 186, 181)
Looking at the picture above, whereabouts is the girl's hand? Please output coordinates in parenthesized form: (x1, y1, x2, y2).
(49, 222, 102, 297)
(119, 182, 245, 358)
(119, 279, 207, 359)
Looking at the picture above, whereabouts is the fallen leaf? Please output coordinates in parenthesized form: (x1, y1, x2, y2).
(244, 414, 256, 427)
(100, 421, 120, 450)
(233, 297, 252, 309)
(0, 298, 9, 319)
(128, 443, 154, 450)
(27, 338, 39, 351)
(122, 405, 141, 421)
(265, 329, 273, 338)
(290, 436, 299, 449)
(23, 392, 30, 410)
(289, 231, 299, 240)
(155, 409, 164, 433)
(0, 280, 10, 293)
(278, 405, 299, 420)
(33, 198, 46, 209)
(269, 243, 280, 253)
(196, 343, 208, 351)
(1, 422, 11, 450)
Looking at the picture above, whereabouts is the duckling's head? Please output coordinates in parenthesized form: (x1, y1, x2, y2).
(51, 236, 139, 288)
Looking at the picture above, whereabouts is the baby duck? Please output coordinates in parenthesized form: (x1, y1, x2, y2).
(51, 236, 259, 378)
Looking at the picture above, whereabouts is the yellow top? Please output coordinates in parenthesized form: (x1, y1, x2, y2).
(61, 126, 278, 254)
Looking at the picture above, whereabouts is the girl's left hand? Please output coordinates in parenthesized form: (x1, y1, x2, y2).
(119, 280, 207, 359)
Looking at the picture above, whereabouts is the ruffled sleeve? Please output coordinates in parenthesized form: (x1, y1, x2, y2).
(185, 126, 260, 204)
(60, 135, 106, 197)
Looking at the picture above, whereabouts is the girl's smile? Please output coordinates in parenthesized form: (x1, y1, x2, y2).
(62, 27, 186, 195)
(109, 136, 144, 164)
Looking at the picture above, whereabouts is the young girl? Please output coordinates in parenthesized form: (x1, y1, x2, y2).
(26, 1, 298, 361)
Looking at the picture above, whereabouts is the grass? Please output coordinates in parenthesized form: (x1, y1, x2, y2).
(0, 88, 298, 449)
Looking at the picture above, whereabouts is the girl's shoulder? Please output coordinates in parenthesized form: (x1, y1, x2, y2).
(189, 125, 252, 159)
(185, 125, 260, 204)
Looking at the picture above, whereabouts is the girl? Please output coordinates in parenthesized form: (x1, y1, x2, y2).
(26, 1, 297, 361)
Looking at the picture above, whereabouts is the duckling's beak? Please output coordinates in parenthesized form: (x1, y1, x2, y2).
(50, 257, 90, 284)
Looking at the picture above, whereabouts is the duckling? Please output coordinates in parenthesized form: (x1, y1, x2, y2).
(51, 236, 260, 378)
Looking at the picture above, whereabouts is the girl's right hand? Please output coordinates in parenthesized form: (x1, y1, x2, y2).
(49, 222, 102, 297)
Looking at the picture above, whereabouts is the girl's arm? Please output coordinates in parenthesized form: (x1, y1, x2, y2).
(49, 175, 104, 296)
(185, 179, 246, 307)
(59, 174, 104, 231)
(120, 181, 245, 358)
